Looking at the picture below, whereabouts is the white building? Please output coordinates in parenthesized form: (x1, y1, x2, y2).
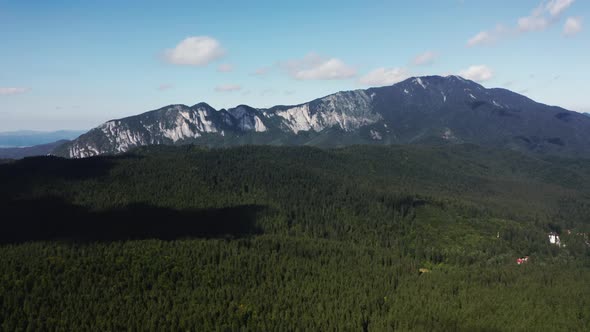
(548, 233, 561, 247)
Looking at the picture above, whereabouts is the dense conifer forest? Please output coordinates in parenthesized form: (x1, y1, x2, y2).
(1, 144, 589, 330)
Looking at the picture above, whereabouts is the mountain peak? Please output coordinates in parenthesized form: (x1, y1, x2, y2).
(191, 102, 215, 110)
(412, 77, 428, 89)
(445, 75, 468, 81)
(396, 75, 471, 89)
(401, 75, 486, 92)
(409, 75, 475, 85)
(56, 76, 590, 159)
(233, 104, 257, 111)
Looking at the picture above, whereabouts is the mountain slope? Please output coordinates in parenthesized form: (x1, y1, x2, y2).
(57, 75, 590, 158)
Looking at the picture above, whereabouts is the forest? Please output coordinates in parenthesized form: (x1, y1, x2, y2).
(1, 144, 589, 331)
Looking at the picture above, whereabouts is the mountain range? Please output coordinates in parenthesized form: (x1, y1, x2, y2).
(0, 140, 70, 160)
(53, 75, 590, 158)
(0, 130, 84, 148)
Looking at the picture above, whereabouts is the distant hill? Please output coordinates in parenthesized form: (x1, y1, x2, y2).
(56, 75, 590, 158)
(0, 140, 69, 159)
(0, 130, 84, 148)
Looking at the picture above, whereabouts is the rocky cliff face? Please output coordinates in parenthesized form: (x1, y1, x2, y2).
(57, 76, 590, 158)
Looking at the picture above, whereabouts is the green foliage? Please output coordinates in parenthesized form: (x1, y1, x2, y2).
(1, 144, 589, 330)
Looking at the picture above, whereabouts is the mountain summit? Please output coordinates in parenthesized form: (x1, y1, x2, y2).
(56, 76, 590, 158)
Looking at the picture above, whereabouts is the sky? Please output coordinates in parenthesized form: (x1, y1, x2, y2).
(0, 0, 588, 131)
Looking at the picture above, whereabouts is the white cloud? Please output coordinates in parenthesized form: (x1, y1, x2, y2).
(467, 31, 492, 46)
(413, 51, 437, 65)
(217, 63, 234, 72)
(458, 65, 494, 82)
(0, 87, 30, 96)
(215, 84, 241, 92)
(295, 59, 356, 80)
(467, 25, 509, 46)
(518, 15, 550, 32)
(546, 0, 575, 17)
(563, 17, 582, 36)
(467, 0, 576, 46)
(282, 53, 356, 80)
(164, 36, 225, 66)
(358, 67, 410, 86)
(517, 1, 574, 32)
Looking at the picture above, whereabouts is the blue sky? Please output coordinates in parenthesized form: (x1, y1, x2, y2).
(0, 0, 587, 131)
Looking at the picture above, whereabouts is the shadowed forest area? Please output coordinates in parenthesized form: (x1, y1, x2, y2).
(1, 145, 589, 331)
(0, 197, 263, 243)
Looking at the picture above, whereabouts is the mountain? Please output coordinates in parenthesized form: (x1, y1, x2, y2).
(56, 75, 590, 158)
(0, 130, 85, 148)
(0, 140, 70, 159)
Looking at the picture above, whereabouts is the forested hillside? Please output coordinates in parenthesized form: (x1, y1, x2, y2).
(1, 145, 589, 330)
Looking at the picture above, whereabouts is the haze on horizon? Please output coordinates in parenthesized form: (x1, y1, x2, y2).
(0, 0, 587, 131)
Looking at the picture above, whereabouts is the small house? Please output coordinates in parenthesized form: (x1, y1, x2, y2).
(548, 232, 561, 247)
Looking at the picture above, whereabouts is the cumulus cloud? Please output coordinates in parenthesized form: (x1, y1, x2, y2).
(413, 51, 437, 66)
(518, 15, 550, 32)
(467, 25, 512, 46)
(546, 0, 575, 17)
(467, 31, 492, 46)
(215, 84, 241, 92)
(563, 17, 582, 36)
(467, 0, 576, 46)
(295, 59, 356, 80)
(518, 0, 576, 32)
(282, 53, 356, 80)
(458, 65, 494, 82)
(0, 87, 30, 96)
(217, 63, 234, 72)
(164, 36, 225, 66)
(358, 67, 410, 86)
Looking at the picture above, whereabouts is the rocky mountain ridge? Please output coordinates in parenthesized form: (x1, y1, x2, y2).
(56, 75, 590, 158)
